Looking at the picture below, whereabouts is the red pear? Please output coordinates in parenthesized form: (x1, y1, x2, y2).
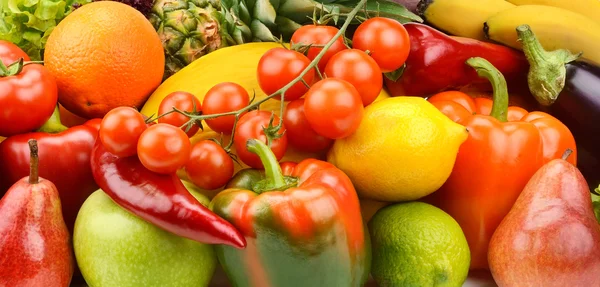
(0, 139, 74, 287)
(489, 151, 600, 287)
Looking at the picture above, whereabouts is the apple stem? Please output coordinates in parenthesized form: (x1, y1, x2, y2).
(28, 139, 39, 184)
(561, 149, 573, 161)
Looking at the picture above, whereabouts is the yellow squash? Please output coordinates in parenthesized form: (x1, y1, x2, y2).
(141, 42, 391, 196)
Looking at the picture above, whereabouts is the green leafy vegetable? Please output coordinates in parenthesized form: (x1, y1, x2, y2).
(0, 0, 90, 60)
(593, 186, 600, 224)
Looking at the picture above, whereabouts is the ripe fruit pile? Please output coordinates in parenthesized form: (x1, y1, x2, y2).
(1, 0, 600, 287)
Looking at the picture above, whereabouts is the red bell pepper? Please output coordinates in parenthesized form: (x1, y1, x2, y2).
(384, 23, 529, 97)
(210, 139, 370, 287)
(424, 57, 577, 270)
(0, 106, 100, 231)
(90, 139, 246, 248)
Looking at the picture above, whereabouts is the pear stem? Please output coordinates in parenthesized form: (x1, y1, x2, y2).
(28, 139, 39, 184)
(561, 149, 573, 161)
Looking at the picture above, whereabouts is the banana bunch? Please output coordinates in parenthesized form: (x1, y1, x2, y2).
(417, 0, 600, 64)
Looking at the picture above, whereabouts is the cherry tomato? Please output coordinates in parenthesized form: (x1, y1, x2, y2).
(137, 123, 191, 174)
(290, 25, 347, 72)
(185, 140, 234, 190)
(352, 17, 410, 73)
(0, 41, 57, 137)
(257, 48, 315, 101)
(283, 99, 333, 152)
(203, 82, 250, 134)
(99, 107, 147, 157)
(234, 110, 287, 169)
(324, 49, 383, 106)
(304, 78, 364, 139)
(158, 91, 201, 137)
(0, 40, 30, 64)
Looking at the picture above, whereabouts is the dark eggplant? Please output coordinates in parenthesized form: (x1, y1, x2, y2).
(517, 25, 600, 190)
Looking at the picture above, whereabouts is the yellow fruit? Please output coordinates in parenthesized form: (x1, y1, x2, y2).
(417, 0, 514, 40)
(506, 0, 600, 25)
(327, 96, 467, 202)
(485, 5, 600, 64)
(141, 42, 391, 193)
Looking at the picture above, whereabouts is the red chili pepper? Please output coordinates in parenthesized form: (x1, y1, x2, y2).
(384, 23, 529, 97)
(90, 139, 246, 248)
(0, 107, 100, 231)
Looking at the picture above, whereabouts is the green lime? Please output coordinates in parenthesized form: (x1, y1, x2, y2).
(368, 202, 470, 287)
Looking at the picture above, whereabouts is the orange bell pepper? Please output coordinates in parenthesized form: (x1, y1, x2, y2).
(424, 57, 577, 270)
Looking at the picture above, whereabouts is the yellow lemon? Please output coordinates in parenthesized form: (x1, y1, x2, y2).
(327, 96, 467, 202)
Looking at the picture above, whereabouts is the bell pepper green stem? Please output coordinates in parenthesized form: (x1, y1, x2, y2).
(516, 25, 581, 106)
(37, 105, 69, 133)
(466, 57, 509, 122)
(246, 139, 289, 193)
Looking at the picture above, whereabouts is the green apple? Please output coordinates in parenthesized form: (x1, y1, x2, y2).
(74, 183, 216, 287)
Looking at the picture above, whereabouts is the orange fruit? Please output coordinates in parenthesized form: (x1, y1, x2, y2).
(44, 1, 165, 119)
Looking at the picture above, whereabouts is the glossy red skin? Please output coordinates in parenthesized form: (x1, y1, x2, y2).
(233, 110, 287, 169)
(90, 139, 246, 248)
(257, 48, 315, 101)
(158, 91, 202, 137)
(352, 17, 410, 73)
(99, 107, 147, 157)
(0, 119, 101, 232)
(304, 78, 364, 139)
(282, 99, 333, 153)
(203, 82, 250, 134)
(185, 140, 234, 190)
(424, 92, 577, 270)
(211, 159, 368, 286)
(0, 64, 58, 137)
(137, 123, 191, 174)
(0, 176, 74, 287)
(324, 49, 383, 106)
(489, 159, 600, 286)
(384, 23, 529, 97)
(290, 25, 348, 72)
(0, 40, 30, 64)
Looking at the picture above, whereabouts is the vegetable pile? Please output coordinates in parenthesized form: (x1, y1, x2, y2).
(1, 0, 600, 287)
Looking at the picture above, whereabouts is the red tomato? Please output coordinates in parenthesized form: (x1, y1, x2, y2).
(290, 25, 347, 72)
(324, 49, 383, 106)
(158, 91, 201, 137)
(185, 140, 234, 190)
(233, 110, 287, 169)
(0, 41, 57, 137)
(257, 48, 315, 101)
(99, 107, 147, 157)
(0, 40, 30, 64)
(283, 99, 333, 152)
(137, 123, 191, 174)
(304, 78, 364, 139)
(352, 17, 410, 73)
(203, 82, 250, 134)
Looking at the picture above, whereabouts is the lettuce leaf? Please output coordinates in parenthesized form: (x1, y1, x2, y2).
(593, 186, 600, 224)
(0, 0, 90, 60)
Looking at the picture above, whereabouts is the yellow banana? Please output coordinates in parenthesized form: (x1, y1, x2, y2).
(416, 0, 514, 40)
(485, 5, 600, 64)
(141, 42, 391, 185)
(506, 0, 600, 25)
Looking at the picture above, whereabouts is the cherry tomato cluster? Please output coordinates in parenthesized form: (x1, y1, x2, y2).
(257, 17, 410, 151)
(98, 17, 410, 191)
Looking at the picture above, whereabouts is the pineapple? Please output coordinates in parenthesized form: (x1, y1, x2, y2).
(149, 0, 421, 78)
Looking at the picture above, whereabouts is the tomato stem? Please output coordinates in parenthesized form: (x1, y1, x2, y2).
(161, 0, 369, 146)
(28, 139, 39, 184)
(465, 57, 509, 122)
